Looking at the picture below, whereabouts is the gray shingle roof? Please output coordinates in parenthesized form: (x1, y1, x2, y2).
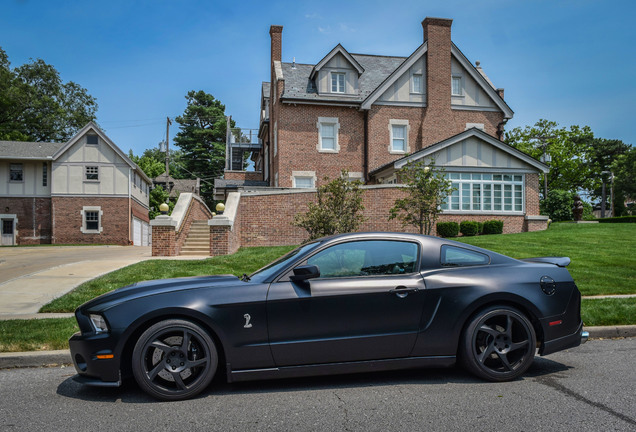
(0, 140, 65, 159)
(281, 54, 406, 103)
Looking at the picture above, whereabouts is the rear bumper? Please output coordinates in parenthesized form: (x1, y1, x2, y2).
(541, 321, 585, 356)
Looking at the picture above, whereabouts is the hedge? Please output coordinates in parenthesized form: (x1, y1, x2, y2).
(437, 222, 459, 238)
(595, 216, 636, 223)
(460, 221, 480, 236)
(483, 219, 504, 234)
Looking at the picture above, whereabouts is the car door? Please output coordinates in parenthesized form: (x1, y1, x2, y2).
(266, 239, 426, 366)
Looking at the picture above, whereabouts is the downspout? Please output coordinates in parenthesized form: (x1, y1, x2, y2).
(363, 110, 369, 183)
(128, 168, 132, 245)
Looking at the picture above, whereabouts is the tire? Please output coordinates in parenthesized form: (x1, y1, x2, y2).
(132, 319, 218, 401)
(460, 306, 536, 382)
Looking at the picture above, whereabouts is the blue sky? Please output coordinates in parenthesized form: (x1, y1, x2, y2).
(1, 0, 634, 156)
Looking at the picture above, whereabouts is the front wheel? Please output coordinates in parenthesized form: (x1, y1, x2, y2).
(132, 319, 218, 400)
(460, 306, 536, 381)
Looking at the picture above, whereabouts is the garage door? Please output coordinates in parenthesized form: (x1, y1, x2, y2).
(142, 221, 150, 246)
(132, 217, 142, 246)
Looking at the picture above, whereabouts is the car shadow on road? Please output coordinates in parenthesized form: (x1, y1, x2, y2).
(56, 356, 571, 404)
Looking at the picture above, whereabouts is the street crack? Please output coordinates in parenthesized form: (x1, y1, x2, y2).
(537, 376, 636, 427)
(333, 391, 351, 432)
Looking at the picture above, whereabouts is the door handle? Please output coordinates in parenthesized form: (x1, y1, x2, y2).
(389, 286, 418, 298)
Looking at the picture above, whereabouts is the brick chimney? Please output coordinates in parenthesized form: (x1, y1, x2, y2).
(422, 17, 453, 144)
(270, 25, 283, 64)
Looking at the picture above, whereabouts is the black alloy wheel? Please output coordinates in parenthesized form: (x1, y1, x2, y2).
(460, 306, 536, 381)
(132, 319, 218, 401)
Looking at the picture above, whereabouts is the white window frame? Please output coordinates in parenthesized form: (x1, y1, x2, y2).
(441, 172, 525, 214)
(452, 75, 463, 96)
(42, 162, 48, 187)
(317, 117, 340, 153)
(81, 206, 103, 234)
(411, 73, 423, 94)
(331, 72, 346, 93)
(388, 119, 410, 154)
(292, 171, 317, 188)
(274, 172, 278, 187)
(85, 166, 99, 181)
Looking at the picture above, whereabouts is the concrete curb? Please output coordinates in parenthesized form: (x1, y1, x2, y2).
(0, 350, 72, 369)
(1, 326, 635, 370)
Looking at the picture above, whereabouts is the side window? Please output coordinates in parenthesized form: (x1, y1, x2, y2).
(441, 245, 489, 267)
(306, 240, 419, 279)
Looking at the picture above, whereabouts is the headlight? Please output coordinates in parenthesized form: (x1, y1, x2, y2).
(89, 314, 110, 333)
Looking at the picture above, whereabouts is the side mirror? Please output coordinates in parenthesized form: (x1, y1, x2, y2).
(290, 265, 320, 282)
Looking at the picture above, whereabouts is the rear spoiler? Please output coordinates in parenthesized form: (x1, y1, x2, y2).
(521, 257, 571, 267)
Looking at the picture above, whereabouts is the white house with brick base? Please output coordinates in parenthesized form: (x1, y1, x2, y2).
(0, 122, 151, 246)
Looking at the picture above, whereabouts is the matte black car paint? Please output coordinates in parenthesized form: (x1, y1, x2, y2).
(69, 232, 584, 389)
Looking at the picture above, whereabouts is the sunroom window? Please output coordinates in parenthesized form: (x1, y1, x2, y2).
(441, 173, 524, 213)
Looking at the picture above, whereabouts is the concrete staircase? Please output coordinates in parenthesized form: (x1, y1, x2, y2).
(180, 220, 210, 256)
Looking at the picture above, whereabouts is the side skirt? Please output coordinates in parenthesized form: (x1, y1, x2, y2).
(227, 355, 456, 383)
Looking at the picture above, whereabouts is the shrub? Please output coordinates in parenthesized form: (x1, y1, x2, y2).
(477, 222, 484, 234)
(483, 219, 504, 234)
(437, 222, 459, 237)
(460, 221, 480, 236)
(540, 189, 573, 221)
(596, 216, 636, 223)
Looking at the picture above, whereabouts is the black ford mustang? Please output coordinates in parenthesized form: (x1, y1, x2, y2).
(69, 232, 587, 400)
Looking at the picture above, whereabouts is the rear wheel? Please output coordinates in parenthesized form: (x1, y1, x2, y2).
(132, 319, 218, 400)
(460, 306, 536, 381)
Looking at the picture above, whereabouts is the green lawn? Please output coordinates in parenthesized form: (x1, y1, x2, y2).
(0, 318, 78, 352)
(456, 223, 636, 296)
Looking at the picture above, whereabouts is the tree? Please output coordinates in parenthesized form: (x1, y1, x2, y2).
(148, 186, 176, 219)
(505, 119, 594, 194)
(293, 170, 366, 241)
(389, 160, 453, 235)
(611, 146, 636, 215)
(0, 46, 97, 142)
(128, 148, 186, 180)
(173, 90, 233, 206)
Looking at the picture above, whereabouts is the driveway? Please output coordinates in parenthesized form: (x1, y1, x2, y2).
(0, 246, 152, 316)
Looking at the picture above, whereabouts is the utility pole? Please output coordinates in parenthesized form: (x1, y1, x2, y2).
(165, 116, 172, 198)
(225, 116, 231, 171)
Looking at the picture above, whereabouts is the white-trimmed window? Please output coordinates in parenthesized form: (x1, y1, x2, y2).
(452, 76, 463, 96)
(81, 206, 103, 234)
(388, 120, 410, 154)
(411, 73, 423, 94)
(441, 173, 524, 213)
(42, 163, 48, 187)
(331, 72, 346, 93)
(85, 166, 99, 181)
(86, 134, 98, 145)
(317, 117, 340, 153)
(9, 163, 23, 182)
(292, 171, 316, 188)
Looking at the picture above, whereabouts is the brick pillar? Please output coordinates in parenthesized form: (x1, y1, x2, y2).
(210, 225, 231, 256)
(150, 216, 178, 256)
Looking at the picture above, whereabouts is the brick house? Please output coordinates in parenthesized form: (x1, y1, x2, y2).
(224, 17, 548, 233)
(0, 122, 151, 246)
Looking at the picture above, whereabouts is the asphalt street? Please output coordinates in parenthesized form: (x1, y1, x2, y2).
(0, 338, 634, 431)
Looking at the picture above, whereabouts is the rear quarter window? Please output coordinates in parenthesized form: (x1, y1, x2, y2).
(441, 245, 490, 267)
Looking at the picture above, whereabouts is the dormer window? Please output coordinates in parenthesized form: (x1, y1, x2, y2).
(452, 76, 463, 96)
(331, 72, 346, 93)
(411, 73, 423, 94)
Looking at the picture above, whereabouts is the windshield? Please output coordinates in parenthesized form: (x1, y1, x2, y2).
(249, 242, 320, 283)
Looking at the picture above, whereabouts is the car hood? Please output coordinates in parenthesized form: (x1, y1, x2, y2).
(78, 275, 243, 312)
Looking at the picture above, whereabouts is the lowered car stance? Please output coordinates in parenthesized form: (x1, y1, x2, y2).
(69, 232, 587, 400)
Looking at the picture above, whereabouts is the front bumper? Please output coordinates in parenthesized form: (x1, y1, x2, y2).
(69, 331, 123, 386)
